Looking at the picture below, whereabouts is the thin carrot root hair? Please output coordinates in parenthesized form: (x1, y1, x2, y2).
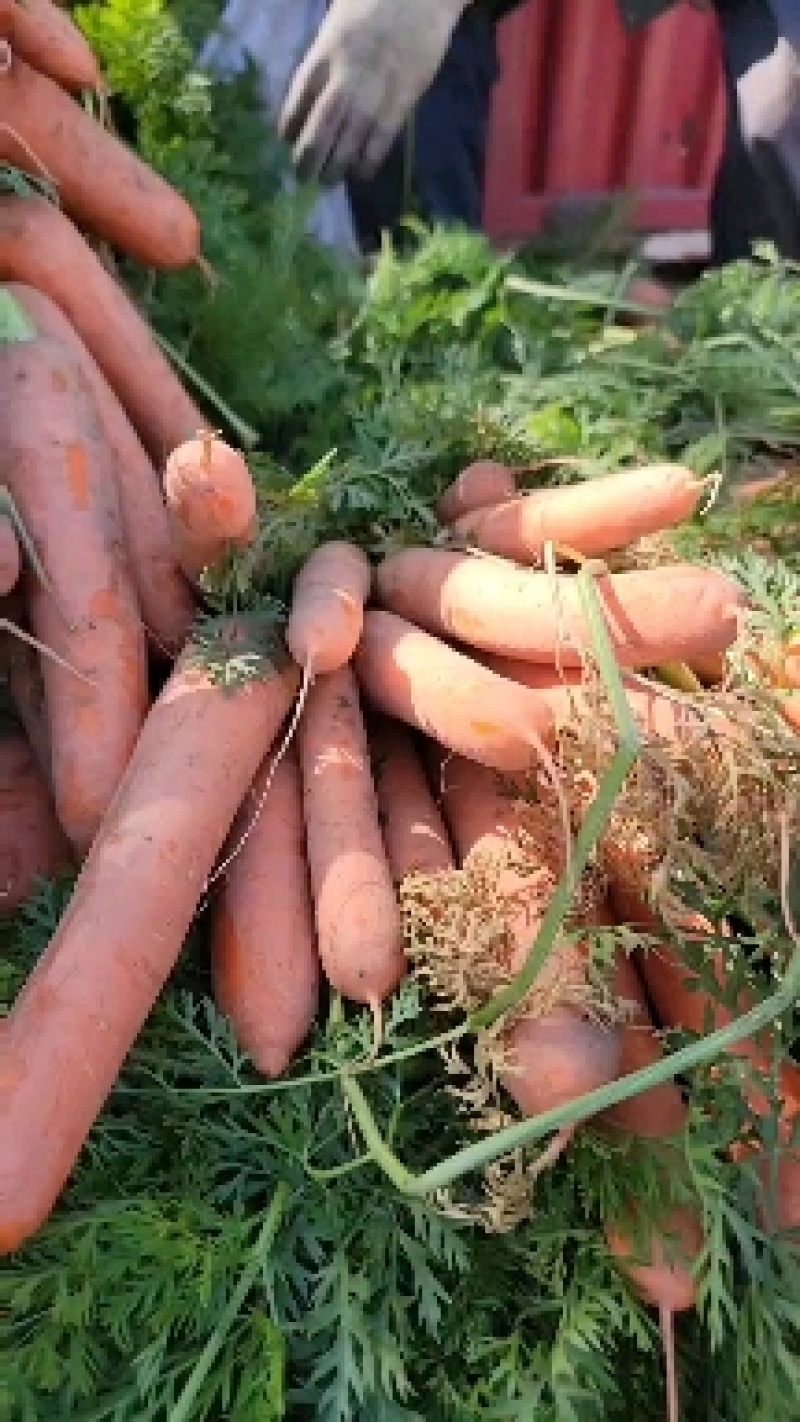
(0, 487, 76, 629)
(0, 119, 57, 192)
(0, 616, 94, 683)
(660, 1303, 679, 1422)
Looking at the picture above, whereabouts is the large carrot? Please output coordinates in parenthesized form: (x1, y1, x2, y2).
(437, 460, 517, 525)
(164, 433, 257, 582)
(0, 732, 71, 913)
(298, 666, 405, 1011)
(0, 334, 148, 853)
(212, 745, 320, 1078)
(0, 0, 100, 90)
(601, 951, 687, 1139)
(354, 611, 560, 773)
(9, 283, 195, 654)
(375, 549, 745, 670)
(370, 717, 454, 881)
(0, 625, 300, 1254)
(286, 541, 371, 675)
(449, 463, 704, 563)
(0, 197, 204, 461)
(436, 753, 621, 1130)
(0, 57, 199, 268)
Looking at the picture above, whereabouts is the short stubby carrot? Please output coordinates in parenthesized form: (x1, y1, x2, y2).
(0, 197, 205, 462)
(0, 57, 199, 269)
(0, 732, 71, 914)
(375, 548, 746, 670)
(437, 460, 517, 525)
(0, 626, 300, 1253)
(164, 432, 257, 581)
(213, 745, 320, 1078)
(286, 540, 371, 675)
(369, 717, 454, 881)
(0, 334, 148, 853)
(354, 611, 560, 774)
(450, 463, 704, 563)
(298, 666, 406, 1010)
(10, 283, 195, 655)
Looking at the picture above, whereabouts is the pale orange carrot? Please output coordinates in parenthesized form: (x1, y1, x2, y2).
(164, 432, 257, 581)
(375, 548, 745, 670)
(0, 514, 19, 595)
(212, 745, 320, 1077)
(437, 460, 517, 525)
(0, 0, 100, 90)
(0, 732, 71, 913)
(370, 717, 455, 881)
(298, 666, 406, 1010)
(286, 541, 371, 675)
(450, 464, 704, 563)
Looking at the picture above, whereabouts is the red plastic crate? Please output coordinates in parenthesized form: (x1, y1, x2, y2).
(483, 0, 726, 241)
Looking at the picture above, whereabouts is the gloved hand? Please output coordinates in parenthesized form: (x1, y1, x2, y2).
(278, 0, 473, 185)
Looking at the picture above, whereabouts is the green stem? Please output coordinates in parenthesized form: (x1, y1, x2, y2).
(169, 1182, 287, 1422)
(505, 273, 666, 321)
(343, 959, 800, 1196)
(471, 567, 639, 1030)
(153, 331, 260, 451)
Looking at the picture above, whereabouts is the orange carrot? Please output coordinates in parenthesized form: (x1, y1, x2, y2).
(375, 548, 745, 670)
(449, 463, 703, 563)
(0, 626, 300, 1254)
(212, 745, 320, 1077)
(9, 283, 195, 654)
(479, 653, 703, 743)
(286, 540, 371, 675)
(0, 57, 199, 268)
(0, 197, 205, 461)
(298, 666, 405, 1010)
(163, 432, 257, 581)
(0, 732, 71, 913)
(437, 460, 517, 525)
(0, 0, 100, 90)
(0, 595, 50, 780)
(600, 951, 687, 1139)
(354, 610, 560, 773)
(0, 334, 148, 853)
(0, 514, 19, 595)
(369, 717, 454, 881)
(436, 753, 621, 1125)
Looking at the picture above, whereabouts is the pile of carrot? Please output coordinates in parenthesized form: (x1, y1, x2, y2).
(0, 17, 798, 1418)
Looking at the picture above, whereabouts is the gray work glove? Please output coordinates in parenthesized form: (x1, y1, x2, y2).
(278, 0, 473, 185)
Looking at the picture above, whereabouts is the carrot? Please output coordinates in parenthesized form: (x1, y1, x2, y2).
(0, 514, 19, 595)
(620, 275, 675, 324)
(479, 653, 703, 744)
(285, 540, 371, 675)
(0, 625, 300, 1254)
(212, 745, 319, 1078)
(0, 732, 71, 913)
(0, 334, 148, 853)
(449, 463, 703, 564)
(0, 594, 50, 779)
(0, 197, 205, 461)
(606, 1206, 703, 1422)
(436, 753, 621, 1128)
(354, 610, 561, 773)
(297, 666, 405, 1011)
(9, 283, 195, 654)
(600, 951, 687, 1139)
(163, 432, 257, 581)
(0, 57, 199, 269)
(437, 460, 517, 525)
(370, 717, 455, 881)
(0, 0, 100, 91)
(375, 549, 745, 670)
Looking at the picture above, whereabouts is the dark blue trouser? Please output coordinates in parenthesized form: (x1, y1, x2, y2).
(346, 6, 499, 253)
(711, 0, 800, 261)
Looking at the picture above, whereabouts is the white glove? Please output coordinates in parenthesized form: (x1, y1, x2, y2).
(278, 0, 472, 184)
